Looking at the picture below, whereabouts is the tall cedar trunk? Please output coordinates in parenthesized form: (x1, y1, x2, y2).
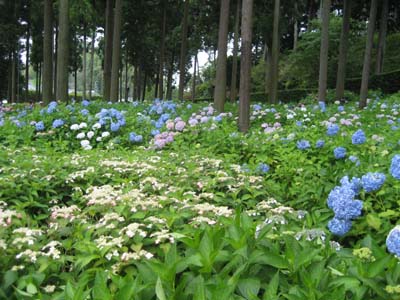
(230, 0, 240, 103)
(191, 52, 197, 101)
(137, 66, 142, 101)
(82, 23, 87, 100)
(74, 69, 77, 100)
(238, 0, 253, 133)
(53, 22, 58, 97)
(375, 0, 388, 74)
(38, 63, 42, 101)
(25, 21, 30, 101)
(269, 0, 280, 104)
(133, 64, 138, 100)
(103, 0, 114, 100)
(213, 0, 230, 112)
(359, 0, 378, 108)
(43, 0, 53, 104)
(11, 51, 16, 103)
(56, 0, 69, 102)
(154, 73, 159, 99)
(89, 29, 95, 100)
(35, 64, 38, 101)
(17, 49, 20, 102)
(119, 68, 122, 101)
(317, 0, 331, 103)
(293, 2, 298, 51)
(335, 0, 351, 101)
(158, 2, 166, 100)
(166, 51, 175, 100)
(142, 71, 147, 101)
(264, 43, 271, 95)
(178, 0, 189, 100)
(110, 0, 122, 102)
(125, 49, 129, 102)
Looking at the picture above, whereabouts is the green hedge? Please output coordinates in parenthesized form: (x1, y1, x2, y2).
(346, 69, 400, 94)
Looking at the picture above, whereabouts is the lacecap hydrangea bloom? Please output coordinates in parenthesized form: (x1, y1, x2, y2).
(129, 132, 143, 143)
(52, 119, 64, 128)
(361, 172, 386, 192)
(387, 225, 400, 257)
(390, 155, 400, 180)
(35, 121, 45, 131)
(316, 140, 325, 148)
(352, 129, 366, 145)
(297, 139, 310, 150)
(334, 147, 346, 159)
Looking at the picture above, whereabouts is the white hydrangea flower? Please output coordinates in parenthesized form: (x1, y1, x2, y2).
(92, 123, 101, 130)
(96, 137, 102, 142)
(80, 140, 90, 147)
(76, 132, 86, 139)
(87, 131, 95, 139)
(79, 122, 87, 129)
(70, 124, 79, 131)
(102, 131, 110, 138)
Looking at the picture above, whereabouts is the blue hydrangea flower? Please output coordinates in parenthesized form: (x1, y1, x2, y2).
(214, 115, 223, 122)
(151, 129, 160, 136)
(390, 155, 400, 180)
(46, 101, 58, 114)
(0, 119, 4, 126)
(297, 139, 310, 150)
(82, 100, 90, 106)
(296, 121, 303, 127)
(327, 185, 356, 209)
(253, 104, 262, 111)
(334, 147, 346, 159)
(349, 155, 360, 166)
(340, 176, 362, 194)
(257, 163, 270, 173)
(52, 119, 64, 128)
(327, 124, 339, 136)
(129, 132, 143, 143)
(81, 109, 89, 116)
(316, 140, 325, 148)
(361, 172, 386, 192)
(338, 106, 344, 112)
(328, 218, 352, 236)
(332, 199, 363, 220)
(110, 122, 120, 132)
(352, 129, 366, 145)
(387, 225, 400, 257)
(35, 121, 45, 131)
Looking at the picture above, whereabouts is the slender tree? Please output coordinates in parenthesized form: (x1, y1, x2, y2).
(110, 0, 122, 102)
(375, 0, 388, 74)
(317, 0, 331, 103)
(269, 0, 280, 104)
(230, 0, 240, 103)
(89, 29, 95, 100)
(11, 51, 16, 103)
(214, 0, 230, 112)
(293, 2, 298, 51)
(238, 0, 253, 133)
(359, 0, 378, 108)
(56, 0, 69, 102)
(25, 15, 30, 102)
(158, 1, 167, 100)
(82, 23, 87, 100)
(178, 0, 189, 100)
(166, 51, 175, 100)
(43, 0, 53, 104)
(103, 0, 113, 100)
(335, 0, 351, 101)
(191, 52, 197, 101)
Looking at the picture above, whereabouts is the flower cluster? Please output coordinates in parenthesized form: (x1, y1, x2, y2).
(129, 132, 143, 143)
(297, 139, 310, 150)
(390, 155, 400, 180)
(326, 124, 339, 136)
(386, 225, 400, 257)
(334, 147, 346, 159)
(96, 108, 126, 132)
(351, 129, 366, 145)
(361, 172, 386, 192)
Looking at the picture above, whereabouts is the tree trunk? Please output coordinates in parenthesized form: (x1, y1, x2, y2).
(154, 72, 159, 99)
(125, 50, 129, 102)
(178, 0, 189, 100)
(133, 63, 138, 100)
(110, 0, 122, 102)
(166, 51, 175, 100)
(25, 21, 30, 102)
(317, 0, 331, 103)
(293, 2, 298, 51)
(158, 1, 167, 100)
(238, 0, 253, 133)
(191, 52, 197, 101)
(89, 29, 95, 100)
(103, 0, 114, 101)
(56, 0, 69, 102)
(43, 0, 53, 104)
(38, 62, 42, 101)
(213, 0, 230, 112)
(359, 0, 378, 109)
(35, 64, 38, 101)
(142, 70, 147, 101)
(230, 0, 240, 103)
(11, 51, 16, 103)
(375, 0, 388, 74)
(335, 0, 351, 101)
(269, 0, 280, 104)
(53, 22, 58, 97)
(137, 66, 142, 101)
(74, 68, 77, 100)
(82, 23, 87, 100)
(119, 67, 122, 101)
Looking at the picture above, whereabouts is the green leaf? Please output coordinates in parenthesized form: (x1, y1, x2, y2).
(263, 271, 279, 300)
(3, 270, 18, 289)
(238, 278, 260, 299)
(249, 250, 289, 269)
(193, 276, 206, 300)
(156, 277, 167, 300)
(92, 271, 112, 300)
(367, 256, 391, 278)
(366, 214, 382, 230)
(26, 283, 37, 295)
